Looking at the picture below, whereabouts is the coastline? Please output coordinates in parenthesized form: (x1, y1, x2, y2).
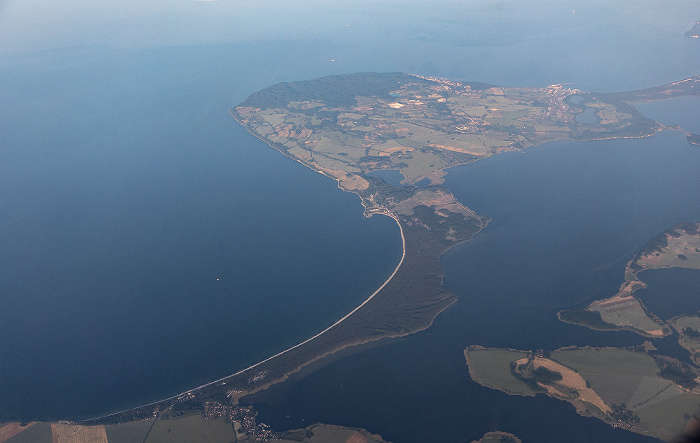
(82, 144, 483, 425)
(79, 72, 692, 423)
(180, 212, 408, 398)
(82, 200, 409, 423)
(82, 103, 493, 424)
(230, 108, 367, 197)
(81, 96, 503, 424)
(556, 218, 700, 337)
(82, 203, 474, 425)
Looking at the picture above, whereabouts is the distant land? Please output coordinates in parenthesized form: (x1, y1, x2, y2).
(8, 72, 699, 440)
(685, 21, 700, 38)
(471, 431, 521, 443)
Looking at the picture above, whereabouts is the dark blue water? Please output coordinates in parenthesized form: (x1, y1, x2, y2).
(247, 132, 700, 442)
(0, 48, 402, 420)
(637, 268, 700, 320)
(2, 0, 700, 439)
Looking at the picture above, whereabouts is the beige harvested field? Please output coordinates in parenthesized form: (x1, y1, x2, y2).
(531, 357, 610, 413)
(589, 294, 664, 335)
(51, 424, 107, 443)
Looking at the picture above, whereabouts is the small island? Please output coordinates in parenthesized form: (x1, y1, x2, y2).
(685, 21, 700, 38)
(471, 431, 521, 443)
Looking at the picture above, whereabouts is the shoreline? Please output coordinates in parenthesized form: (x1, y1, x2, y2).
(81, 105, 485, 424)
(82, 211, 407, 423)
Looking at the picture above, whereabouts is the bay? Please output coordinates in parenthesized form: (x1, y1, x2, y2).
(637, 96, 700, 134)
(0, 46, 402, 420)
(637, 268, 700, 320)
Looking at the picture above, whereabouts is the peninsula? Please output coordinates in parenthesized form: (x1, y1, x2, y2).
(54, 72, 700, 430)
(559, 222, 700, 337)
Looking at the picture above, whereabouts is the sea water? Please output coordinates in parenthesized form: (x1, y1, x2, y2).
(1, 1, 700, 440)
(0, 44, 403, 420)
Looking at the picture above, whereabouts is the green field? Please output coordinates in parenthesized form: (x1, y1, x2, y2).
(551, 348, 661, 404)
(670, 314, 700, 364)
(464, 347, 534, 396)
(634, 394, 700, 441)
(235, 72, 665, 193)
(144, 414, 235, 443)
(105, 419, 154, 443)
(269, 424, 388, 443)
(589, 298, 663, 335)
(557, 223, 700, 337)
(398, 150, 448, 182)
(673, 314, 700, 332)
(636, 223, 700, 270)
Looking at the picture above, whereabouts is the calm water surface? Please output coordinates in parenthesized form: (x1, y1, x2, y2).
(1, 0, 700, 439)
(637, 96, 700, 134)
(0, 47, 402, 420)
(637, 268, 700, 320)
